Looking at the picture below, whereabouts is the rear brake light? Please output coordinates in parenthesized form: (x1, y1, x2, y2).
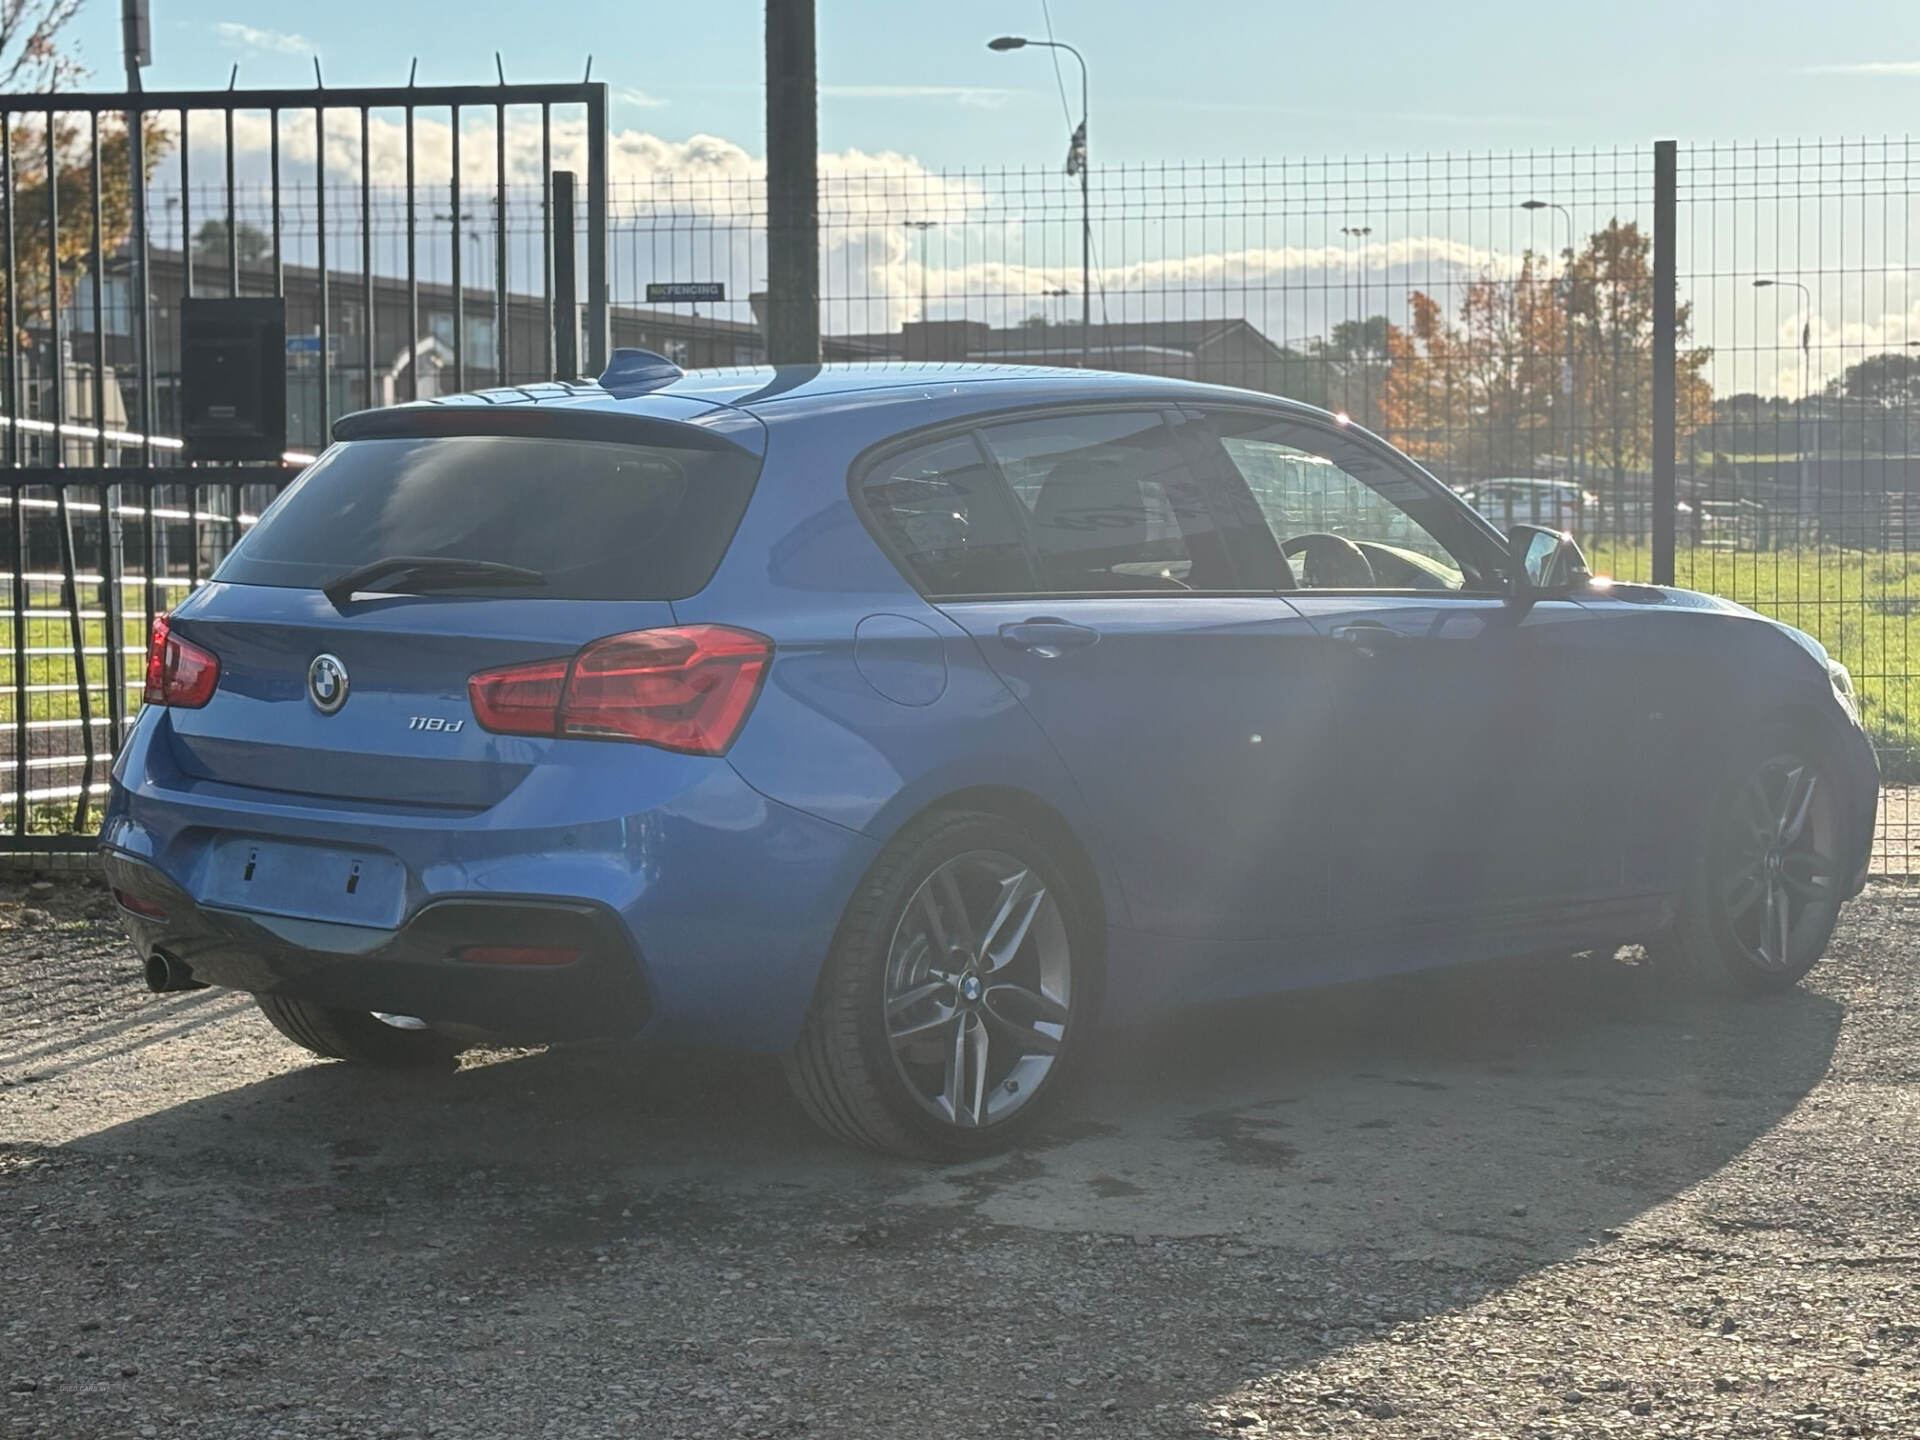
(467, 625, 771, 755)
(142, 614, 220, 708)
(455, 945, 580, 967)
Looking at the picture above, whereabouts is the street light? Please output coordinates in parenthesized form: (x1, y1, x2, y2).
(1522, 200, 1579, 492)
(989, 33, 1090, 363)
(1756, 277, 1816, 536)
(902, 220, 936, 323)
(1339, 225, 1372, 336)
(1340, 225, 1373, 419)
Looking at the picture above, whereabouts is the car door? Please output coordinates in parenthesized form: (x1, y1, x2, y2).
(1191, 408, 1642, 943)
(857, 407, 1337, 950)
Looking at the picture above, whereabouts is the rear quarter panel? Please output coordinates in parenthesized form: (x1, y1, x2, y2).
(672, 389, 1131, 930)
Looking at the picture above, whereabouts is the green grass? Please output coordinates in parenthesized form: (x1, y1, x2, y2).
(0, 610, 147, 724)
(7, 548, 1920, 783)
(1589, 542, 1920, 780)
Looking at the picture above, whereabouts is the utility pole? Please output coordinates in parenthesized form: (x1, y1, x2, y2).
(121, 0, 152, 462)
(115, 0, 151, 748)
(764, 0, 819, 364)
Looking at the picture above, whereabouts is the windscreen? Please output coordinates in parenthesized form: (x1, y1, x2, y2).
(215, 434, 762, 600)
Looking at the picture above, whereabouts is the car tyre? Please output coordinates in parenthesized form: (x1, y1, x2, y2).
(785, 809, 1097, 1160)
(255, 995, 464, 1068)
(1657, 726, 1849, 995)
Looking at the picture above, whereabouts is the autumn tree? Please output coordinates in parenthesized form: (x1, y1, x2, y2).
(1, 0, 85, 90)
(1379, 291, 1460, 465)
(0, 3, 171, 356)
(1379, 221, 1713, 508)
(1569, 220, 1711, 523)
(1378, 251, 1565, 476)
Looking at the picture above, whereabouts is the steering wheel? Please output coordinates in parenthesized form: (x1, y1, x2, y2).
(1281, 532, 1376, 589)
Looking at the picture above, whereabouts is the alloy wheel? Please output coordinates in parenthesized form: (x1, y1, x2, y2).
(882, 849, 1073, 1129)
(1718, 753, 1840, 973)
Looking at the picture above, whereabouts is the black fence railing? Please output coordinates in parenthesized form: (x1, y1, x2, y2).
(2, 468, 297, 845)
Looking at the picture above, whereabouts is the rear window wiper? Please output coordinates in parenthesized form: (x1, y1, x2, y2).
(322, 555, 548, 609)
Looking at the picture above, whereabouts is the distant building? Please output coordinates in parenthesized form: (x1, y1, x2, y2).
(30, 250, 882, 453)
(843, 316, 1316, 396)
(16, 256, 1306, 457)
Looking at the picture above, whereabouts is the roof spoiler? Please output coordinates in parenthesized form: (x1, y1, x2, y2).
(330, 402, 757, 454)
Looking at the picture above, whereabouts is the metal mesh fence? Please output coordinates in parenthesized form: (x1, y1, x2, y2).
(1674, 141, 1920, 870)
(4, 131, 1919, 869)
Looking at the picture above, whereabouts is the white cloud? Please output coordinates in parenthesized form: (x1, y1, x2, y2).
(213, 21, 312, 56)
(822, 84, 1020, 109)
(617, 89, 669, 109)
(1803, 61, 1920, 76)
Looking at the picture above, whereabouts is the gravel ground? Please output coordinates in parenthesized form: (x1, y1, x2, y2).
(4, 874, 1920, 1439)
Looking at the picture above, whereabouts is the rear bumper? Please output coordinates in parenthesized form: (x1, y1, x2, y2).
(102, 708, 881, 1050)
(104, 849, 648, 1040)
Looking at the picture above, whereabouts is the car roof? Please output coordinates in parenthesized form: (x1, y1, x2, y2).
(355, 361, 1335, 431)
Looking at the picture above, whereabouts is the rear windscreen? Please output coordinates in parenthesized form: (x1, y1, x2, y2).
(215, 434, 762, 600)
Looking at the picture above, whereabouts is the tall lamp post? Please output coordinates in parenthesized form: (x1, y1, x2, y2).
(1756, 277, 1815, 539)
(1521, 200, 1578, 497)
(988, 34, 1089, 364)
(1340, 225, 1372, 420)
(902, 219, 936, 323)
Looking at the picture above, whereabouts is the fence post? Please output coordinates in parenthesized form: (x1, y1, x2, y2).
(1652, 139, 1677, 585)
(584, 86, 610, 375)
(764, 0, 821, 365)
(551, 171, 578, 380)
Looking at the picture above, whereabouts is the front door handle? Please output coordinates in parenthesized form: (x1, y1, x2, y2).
(1330, 622, 1409, 658)
(998, 618, 1101, 658)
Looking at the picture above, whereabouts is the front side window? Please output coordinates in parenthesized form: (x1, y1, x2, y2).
(1203, 412, 1493, 592)
(978, 410, 1234, 593)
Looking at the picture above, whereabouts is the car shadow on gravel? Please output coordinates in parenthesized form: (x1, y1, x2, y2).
(32, 942, 1846, 1436)
(66, 944, 1841, 1249)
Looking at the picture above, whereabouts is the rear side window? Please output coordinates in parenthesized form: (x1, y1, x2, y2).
(859, 433, 1038, 596)
(216, 434, 761, 600)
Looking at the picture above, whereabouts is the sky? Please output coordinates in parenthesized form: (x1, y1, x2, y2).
(56, 0, 1920, 166)
(43, 0, 1920, 396)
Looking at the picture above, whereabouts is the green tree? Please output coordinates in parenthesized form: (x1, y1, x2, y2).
(193, 218, 273, 266)
(1825, 351, 1920, 405)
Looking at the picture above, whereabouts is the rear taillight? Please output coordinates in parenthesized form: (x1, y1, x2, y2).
(142, 614, 220, 708)
(467, 625, 772, 756)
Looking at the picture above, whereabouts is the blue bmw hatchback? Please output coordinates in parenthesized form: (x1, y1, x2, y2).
(103, 357, 1879, 1157)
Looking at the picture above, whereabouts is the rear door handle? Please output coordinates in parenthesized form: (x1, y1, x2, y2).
(1330, 622, 1409, 658)
(998, 618, 1100, 657)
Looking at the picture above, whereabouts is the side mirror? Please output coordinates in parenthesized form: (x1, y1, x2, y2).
(1507, 524, 1592, 602)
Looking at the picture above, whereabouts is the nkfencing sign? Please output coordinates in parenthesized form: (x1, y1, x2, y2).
(646, 282, 726, 303)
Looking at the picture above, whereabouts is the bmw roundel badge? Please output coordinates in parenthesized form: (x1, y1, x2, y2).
(307, 653, 350, 715)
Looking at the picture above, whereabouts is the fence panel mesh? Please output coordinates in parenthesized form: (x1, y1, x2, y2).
(4, 128, 1918, 868)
